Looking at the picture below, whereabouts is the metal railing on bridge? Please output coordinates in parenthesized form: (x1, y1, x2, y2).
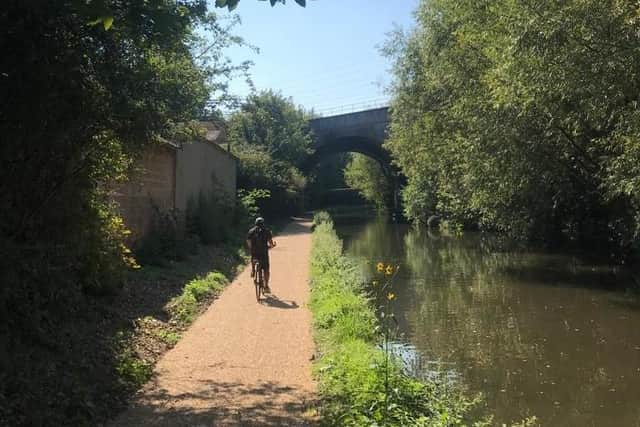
(311, 97, 390, 118)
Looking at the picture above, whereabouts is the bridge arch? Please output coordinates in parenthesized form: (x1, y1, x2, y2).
(304, 107, 402, 213)
(303, 135, 393, 179)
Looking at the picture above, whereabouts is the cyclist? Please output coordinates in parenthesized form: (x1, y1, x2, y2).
(247, 217, 276, 293)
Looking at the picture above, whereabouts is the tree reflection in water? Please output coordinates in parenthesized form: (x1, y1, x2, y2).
(338, 220, 640, 427)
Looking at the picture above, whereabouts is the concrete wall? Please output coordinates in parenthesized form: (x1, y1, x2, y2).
(175, 138, 237, 214)
(112, 124, 237, 242)
(111, 144, 177, 241)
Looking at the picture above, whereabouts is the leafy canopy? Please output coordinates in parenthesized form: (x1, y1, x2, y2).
(0, 1, 249, 423)
(226, 90, 314, 217)
(216, 0, 306, 11)
(385, 0, 640, 256)
(344, 154, 391, 212)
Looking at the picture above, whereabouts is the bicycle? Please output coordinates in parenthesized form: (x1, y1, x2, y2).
(253, 259, 265, 302)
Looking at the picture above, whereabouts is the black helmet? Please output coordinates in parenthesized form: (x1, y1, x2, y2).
(255, 217, 265, 226)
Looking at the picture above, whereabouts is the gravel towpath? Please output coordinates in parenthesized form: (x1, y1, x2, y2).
(112, 220, 316, 426)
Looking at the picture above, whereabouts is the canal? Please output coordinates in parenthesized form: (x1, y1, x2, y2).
(336, 220, 640, 426)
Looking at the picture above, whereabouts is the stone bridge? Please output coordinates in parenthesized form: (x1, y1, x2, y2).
(307, 107, 390, 171)
(307, 107, 402, 212)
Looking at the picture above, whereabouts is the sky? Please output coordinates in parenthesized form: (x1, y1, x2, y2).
(215, 0, 419, 115)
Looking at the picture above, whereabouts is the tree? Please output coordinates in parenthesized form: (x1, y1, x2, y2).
(385, 0, 640, 256)
(0, 1, 246, 423)
(0, 0, 252, 291)
(344, 154, 391, 212)
(226, 90, 313, 216)
(216, 0, 306, 11)
(305, 153, 350, 209)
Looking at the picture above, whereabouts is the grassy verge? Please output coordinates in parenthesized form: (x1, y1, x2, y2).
(167, 271, 228, 324)
(112, 232, 248, 392)
(309, 213, 488, 426)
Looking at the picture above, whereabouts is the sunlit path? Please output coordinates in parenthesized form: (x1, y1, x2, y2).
(112, 220, 316, 426)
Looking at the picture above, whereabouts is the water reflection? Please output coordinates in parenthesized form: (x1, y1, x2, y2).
(383, 341, 460, 386)
(338, 220, 640, 427)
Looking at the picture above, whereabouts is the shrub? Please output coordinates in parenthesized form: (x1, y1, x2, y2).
(236, 188, 271, 228)
(135, 205, 196, 265)
(184, 272, 227, 302)
(312, 211, 333, 227)
(187, 179, 235, 245)
(168, 272, 228, 325)
(113, 331, 153, 389)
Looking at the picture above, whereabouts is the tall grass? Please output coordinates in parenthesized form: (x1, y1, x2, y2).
(309, 215, 489, 426)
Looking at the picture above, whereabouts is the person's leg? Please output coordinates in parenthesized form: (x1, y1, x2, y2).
(263, 257, 270, 292)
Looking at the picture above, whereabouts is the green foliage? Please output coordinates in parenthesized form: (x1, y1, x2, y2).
(153, 329, 181, 347)
(0, 1, 249, 422)
(310, 218, 488, 426)
(0, 0, 244, 307)
(313, 211, 334, 227)
(216, 0, 306, 11)
(136, 206, 197, 266)
(385, 0, 640, 257)
(344, 153, 392, 212)
(113, 331, 153, 389)
(185, 272, 227, 301)
(168, 272, 228, 324)
(306, 153, 350, 208)
(81, 201, 139, 295)
(228, 90, 313, 167)
(227, 90, 313, 218)
(237, 188, 271, 226)
(187, 180, 235, 245)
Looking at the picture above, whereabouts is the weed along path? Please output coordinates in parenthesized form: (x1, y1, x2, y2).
(112, 220, 316, 426)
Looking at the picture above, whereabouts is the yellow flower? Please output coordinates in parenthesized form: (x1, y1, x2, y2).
(372, 280, 379, 286)
(387, 292, 396, 301)
(123, 253, 141, 269)
(376, 262, 385, 272)
(385, 265, 394, 276)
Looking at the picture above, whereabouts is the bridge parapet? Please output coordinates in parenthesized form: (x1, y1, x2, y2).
(309, 107, 389, 148)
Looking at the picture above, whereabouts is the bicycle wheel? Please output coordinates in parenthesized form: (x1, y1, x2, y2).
(254, 261, 262, 302)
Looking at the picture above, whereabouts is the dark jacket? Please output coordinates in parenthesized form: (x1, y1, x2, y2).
(247, 226, 272, 258)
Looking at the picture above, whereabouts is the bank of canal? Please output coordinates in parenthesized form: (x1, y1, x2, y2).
(336, 220, 640, 426)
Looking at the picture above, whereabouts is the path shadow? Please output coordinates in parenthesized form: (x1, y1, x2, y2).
(260, 294, 299, 309)
(112, 378, 317, 426)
